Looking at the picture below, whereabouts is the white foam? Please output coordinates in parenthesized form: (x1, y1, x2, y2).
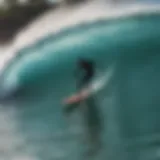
(1, 1, 160, 73)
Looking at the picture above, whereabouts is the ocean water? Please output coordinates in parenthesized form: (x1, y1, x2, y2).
(0, 12, 160, 160)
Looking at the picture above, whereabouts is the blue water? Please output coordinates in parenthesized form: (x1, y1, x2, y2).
(1, 13, 160, 160)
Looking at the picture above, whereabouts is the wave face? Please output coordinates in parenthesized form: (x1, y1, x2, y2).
(0, 13, 160, 160)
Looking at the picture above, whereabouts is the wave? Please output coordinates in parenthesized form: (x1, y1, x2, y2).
(0, 5, 160, 160)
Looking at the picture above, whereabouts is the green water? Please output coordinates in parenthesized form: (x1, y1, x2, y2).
(1, 13, 160, 160)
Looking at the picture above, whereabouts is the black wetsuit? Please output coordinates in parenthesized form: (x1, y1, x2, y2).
(66, 59, 102, 154)
(77, 59, 94, 89)
(76, 59, 102, 154)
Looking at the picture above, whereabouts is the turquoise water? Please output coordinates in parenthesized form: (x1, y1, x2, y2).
(1, 13, 160, 160)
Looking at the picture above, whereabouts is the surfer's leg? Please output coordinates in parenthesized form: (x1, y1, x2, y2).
(83, 124, 102, 157)
(83, 99, 102, 155)
(87, 121, 102, 146)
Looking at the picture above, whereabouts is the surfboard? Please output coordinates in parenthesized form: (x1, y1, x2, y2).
(63, 90, 89, 105)
(63, 77, 106, 105)
(63, 65, 114, 105)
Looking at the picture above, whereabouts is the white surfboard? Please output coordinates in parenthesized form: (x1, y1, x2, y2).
(63, 66, 114, 105)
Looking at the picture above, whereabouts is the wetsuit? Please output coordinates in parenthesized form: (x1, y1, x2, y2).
(65, 59, 102, 155)
(76, 59, 103, 155)
(77, 59, 95, 89)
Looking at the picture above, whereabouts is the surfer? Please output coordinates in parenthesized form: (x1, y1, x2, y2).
(75, 58, 94, 90)
(64, 58, 95, 108)
(75, 58, 102, 155)
(64, 58, 102, 155)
